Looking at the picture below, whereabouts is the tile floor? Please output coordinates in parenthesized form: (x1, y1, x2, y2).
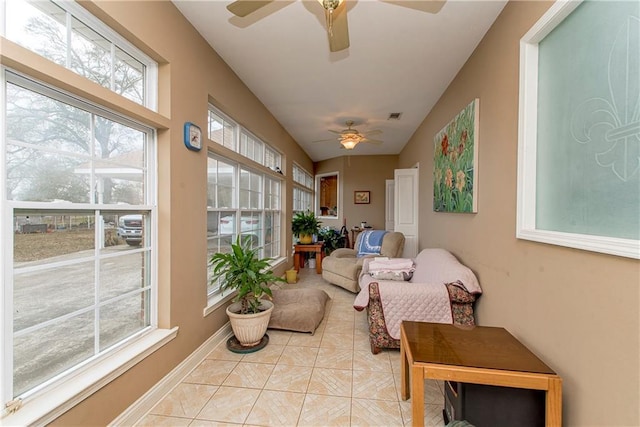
(134, 268, 446, 426)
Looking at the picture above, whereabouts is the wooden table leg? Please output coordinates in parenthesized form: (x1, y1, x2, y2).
(401, 341, 410, 400)
(411, 365, 425, 427)
(546, 377, 563, 426)
(294, 252, 301, 272)
(315, 249, 322, 274)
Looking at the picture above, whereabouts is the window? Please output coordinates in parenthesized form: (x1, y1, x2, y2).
(517, 0, 640, 259)
(2, 71, 156, 401)
(3, 0, 157, 109)
(207, 105, 282, 170)
(206, 154, 282, 297)
(292, 164, 313, 213)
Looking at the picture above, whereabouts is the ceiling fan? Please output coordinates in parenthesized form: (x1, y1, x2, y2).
(314, 120, 383, 150)
(226, 0, 446, 52)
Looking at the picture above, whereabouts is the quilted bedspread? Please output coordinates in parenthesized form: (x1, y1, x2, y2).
(353, 274, 453, 340)
(353, 249, 483, 341)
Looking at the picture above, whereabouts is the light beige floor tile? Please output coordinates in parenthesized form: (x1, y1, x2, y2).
(221, 361, 274, 388)
(205, 345, 244, 362)
(353, 370, 397, 401)
(287, 331, 323, 347)
(240, 343, 284, 364)
(352, 349, 392, 372)
(298, 394, 351, 427)
(135, 414, 193, 426)
(315, 347, 354, 370)
(188, 420, 241, 427)
(394, 375, 443, 404)
(320, 332, 356, 350)
(277, 345, 319, 366)
(353, 334, 373, 352)
(307, 367, 352, 397)
(399, 400, 444, 427)
(350, 398, 403, 427)
(245, 390, 305, 426)
(324, 319, 355, 335)
(184, 360, 238, 385)
(196, 386, 260, 424)
(265, 364, 313, 393)
(150, 383, 218, 418)
(264, 329, 292, 345)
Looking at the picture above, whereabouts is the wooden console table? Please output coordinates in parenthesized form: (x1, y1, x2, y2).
(293, 243, 324, 274)
(400, 321, 562, 426)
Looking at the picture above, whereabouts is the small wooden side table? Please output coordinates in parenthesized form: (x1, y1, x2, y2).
(400, 321, 562, 426)
(293, 243, 324, 274)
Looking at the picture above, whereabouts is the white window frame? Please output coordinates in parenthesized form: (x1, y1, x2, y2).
(1, 0, 158, 111)
(205, 153, 284, 313)
(0, 69, 172, 425)
(516, 0, 640, 259)
(292, 164, 313, 214)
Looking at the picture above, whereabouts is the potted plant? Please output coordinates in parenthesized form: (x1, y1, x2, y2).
(209, 236, 285, 348)
(292, 210, 321, 244)
(317, 226, 346, 255)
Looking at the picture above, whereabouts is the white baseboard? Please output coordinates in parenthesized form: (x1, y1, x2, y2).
(109, 323, 232, 426)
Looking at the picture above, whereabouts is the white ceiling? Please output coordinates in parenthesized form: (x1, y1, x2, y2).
(173, 0, 507, 162)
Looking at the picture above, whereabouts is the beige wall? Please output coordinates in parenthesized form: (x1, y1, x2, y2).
(315, 155, 398, 232)
(399, 2, 639, 425)
(0, 1, 313, 425)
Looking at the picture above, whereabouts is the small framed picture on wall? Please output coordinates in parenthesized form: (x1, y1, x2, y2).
(354, 191, 370, 204)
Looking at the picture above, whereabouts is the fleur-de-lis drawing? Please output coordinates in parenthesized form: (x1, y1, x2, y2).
(570, 15, 639, 182)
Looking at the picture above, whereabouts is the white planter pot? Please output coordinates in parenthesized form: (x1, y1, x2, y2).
(226, 300, 274, 347)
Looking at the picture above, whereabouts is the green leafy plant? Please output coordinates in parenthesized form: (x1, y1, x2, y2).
(209, 236, 285, 314)
(317, 226, 345, 255)
(291, 210, 321, 237)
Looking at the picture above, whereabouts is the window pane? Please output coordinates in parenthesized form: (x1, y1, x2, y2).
(99, 291, 149, 351)
(13, 311, 94, 396)
(99, 252, 147, 301)
(6, 146, 91, 202)
(6, 0, 68, 67)
(70, 16, 111, 89)
(13, 259, 95, 331)
(6, 83, 92, 154)
(114, 47, 145, 104)
(240, 211, 261, 249)
(208, 157, 235, 209)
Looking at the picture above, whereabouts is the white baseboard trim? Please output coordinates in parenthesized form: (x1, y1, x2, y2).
(109, 323, 232, 426)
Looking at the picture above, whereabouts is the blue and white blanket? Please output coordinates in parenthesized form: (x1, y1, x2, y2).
(356, 230, 388, 257)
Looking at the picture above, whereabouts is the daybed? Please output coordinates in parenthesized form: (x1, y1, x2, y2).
(321, 230, 405, 293)
(353, 248, 482, 354)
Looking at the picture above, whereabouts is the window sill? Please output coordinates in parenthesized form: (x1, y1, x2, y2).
(1, 327, 178, 426)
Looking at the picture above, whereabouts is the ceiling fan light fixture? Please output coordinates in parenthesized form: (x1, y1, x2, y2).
(341, 136, 359, 150)
(317, 0, 343, 11)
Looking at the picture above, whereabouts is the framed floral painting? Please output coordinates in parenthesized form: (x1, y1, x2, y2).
(433, 99, 479, 213)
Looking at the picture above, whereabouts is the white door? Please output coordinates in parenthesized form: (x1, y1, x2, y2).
(394, 168, 419, 258)
(385, 179, 395, 231)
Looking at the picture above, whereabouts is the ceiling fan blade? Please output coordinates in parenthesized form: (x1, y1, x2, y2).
(312, 137, 339, 143)
(363, 138, 383, 145)
(227, 0, 274, 17)
(380, 0, 446, 14)
(328, 129, 342, 134)
(363, 129, 383, 137)
(328, 1, 349, 52)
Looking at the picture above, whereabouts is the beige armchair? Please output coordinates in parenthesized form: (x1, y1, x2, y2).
(321, 231, 405, 293)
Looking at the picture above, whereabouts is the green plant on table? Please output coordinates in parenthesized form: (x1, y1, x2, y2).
(292, 210, 321, 239)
